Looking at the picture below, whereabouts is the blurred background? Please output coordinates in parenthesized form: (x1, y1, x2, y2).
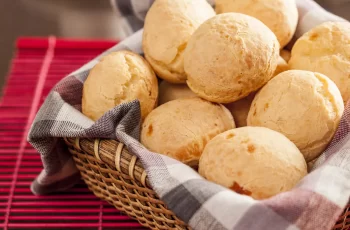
(0, 0, 128, 94)
(0, 0, 349, 93)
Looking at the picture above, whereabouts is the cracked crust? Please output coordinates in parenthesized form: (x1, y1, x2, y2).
(199, 127, 307, 200)
(82, 50, 158, 121)
(142, 0, 215, 83)
(289, 21, 350, 103)
(215, 0, 298, 48)
(143, 50, 186, 84)
(247, 70, 344, 162)
(184, 13, 280, 103)
(140, 98, 235, 165)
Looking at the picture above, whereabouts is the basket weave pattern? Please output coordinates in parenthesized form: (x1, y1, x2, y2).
(64, 137, 349, 230)
(64, 137, 189, 229)
(334, 205, 350, 230)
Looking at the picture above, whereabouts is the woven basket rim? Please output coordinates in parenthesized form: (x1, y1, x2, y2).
(64, 137, 191, 229)
(64, 137, 350, 230)
(64, 137, 151, 188)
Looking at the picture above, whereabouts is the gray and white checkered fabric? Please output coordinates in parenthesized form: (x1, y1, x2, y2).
(28, 1, 349, 229)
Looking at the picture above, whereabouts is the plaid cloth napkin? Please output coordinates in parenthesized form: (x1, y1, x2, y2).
(28, 1, 349, 230)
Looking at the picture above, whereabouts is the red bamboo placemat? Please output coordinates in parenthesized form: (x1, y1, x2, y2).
(0, 37, 146, 229)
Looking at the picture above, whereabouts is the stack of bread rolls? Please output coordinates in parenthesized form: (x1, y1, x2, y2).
(82, 0, 349, 200)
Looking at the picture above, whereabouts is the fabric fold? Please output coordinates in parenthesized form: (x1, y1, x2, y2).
(28, 5, 350, 229)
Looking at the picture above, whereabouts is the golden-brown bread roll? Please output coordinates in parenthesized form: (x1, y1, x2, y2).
(225, 57, 287, 128)
(280, 49, 291, 62)
(289, 21, 350, 102)
(199, 127, 307, 200)
(215, 0, 298, 48)
(158, 81, 197, 105)
(82, 51, 158, 121)
(225, 93, 255, 128)
(141, 98, 235, 166)
(274, 56, 289, 77)
(184, 13, 279, 103)
(247, 70, 344, 162)
(143, 0, 215, 83)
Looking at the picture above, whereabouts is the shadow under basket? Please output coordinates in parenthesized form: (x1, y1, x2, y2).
(64, 137, 350, 230)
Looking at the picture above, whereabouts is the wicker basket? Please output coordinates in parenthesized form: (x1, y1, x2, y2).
(64, 137, 350, 230)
